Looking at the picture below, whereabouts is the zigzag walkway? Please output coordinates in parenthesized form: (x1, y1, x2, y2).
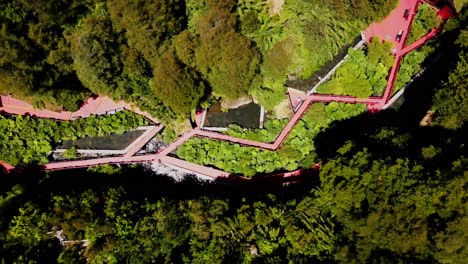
(0, 0, 453, 179)
(382, 29, 440, 102)
(123, 125, 164, 158)
(401, 28, 440, 55)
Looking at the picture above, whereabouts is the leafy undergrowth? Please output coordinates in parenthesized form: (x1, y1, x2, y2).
(244, 0, 398, 109)
(406, 3, 440, 45)
(177, 102, 366, 177)
(0, 111, 147, 165)
(394, 44, 436, 95)
(225, 118, 288, 143)
(316, 40, 394, 98)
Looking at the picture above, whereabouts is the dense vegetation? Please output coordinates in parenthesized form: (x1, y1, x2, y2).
(0, 119, 465, 263)
(407, 3, 440, 44)
(0, 0, 397, 122)
(394, 43, 436, 93)
(0, 2, 467, 264)
(0, 111, 147, 165)
(225, 118, 288, 143)
(178, 103, 366, 177)
(316, 40, 394, 97)
(432, 29, 468, 129)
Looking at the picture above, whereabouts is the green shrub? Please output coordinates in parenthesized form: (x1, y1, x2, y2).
(0, 111, 147, 165)
(225, 118, 288, 143)
(407, 3, 440, 45)
(177, 103, 367, 177)
(316, 41, 394, 97)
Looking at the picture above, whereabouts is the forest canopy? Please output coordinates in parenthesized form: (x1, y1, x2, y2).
(0, 1, 467, 263)
(0, 120, 465, 263)
(0, 0, 398, 121)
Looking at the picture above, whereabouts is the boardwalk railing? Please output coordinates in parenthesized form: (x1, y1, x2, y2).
(307, 39, 366, 95)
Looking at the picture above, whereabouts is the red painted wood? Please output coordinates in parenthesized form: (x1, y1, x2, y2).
(1, 0, 450, 180)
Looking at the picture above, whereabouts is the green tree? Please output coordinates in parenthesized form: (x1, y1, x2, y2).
(192, 2, 261, 99)
(8, 202, 47, 246)
(106, 0, 185, 65)
(434, 215, 468, 263)
(432, 31, 468, 129)
(70, 5, 123, 97)
(151, 51, 205, 115)
(63, 146, 78, 159)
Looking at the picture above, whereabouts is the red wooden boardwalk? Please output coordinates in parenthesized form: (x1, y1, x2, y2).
(159, 156, 230, 178)
(401, 28, 440, 55)
(157, 130, 199, 156)
(123, 125, 164, 158)
(0, 95, 159, 123)
(0, 0, 455, 179)
(0, 160, 15, 172)
(364, 0, 421, 49)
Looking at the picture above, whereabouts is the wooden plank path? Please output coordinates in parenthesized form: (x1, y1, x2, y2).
(0, 160, 15, 172)
(0, 0, 455, 179)
(159, 156, 230, 178)
(364, 0, 421, 48)
(401, 28, 440, 55)
(123, 125, 164, 158)
(0, 95, 159, 124)
(157, 130, 199, 156)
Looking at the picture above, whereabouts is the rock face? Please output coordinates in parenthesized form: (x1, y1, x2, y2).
(249, 244, 259, 256)
(420, 110, 433, 126)
(274, 98, 293, 119)
(221, 96, 252, 110)
(267, 0, 285, 16)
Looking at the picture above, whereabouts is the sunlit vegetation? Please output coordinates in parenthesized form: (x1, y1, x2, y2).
(316, 40, 394, 97)
(0, 111, 147, 165)
(225, 118, 288, 143)
(0, 0, 398, 120)
(432, 29, 468, 129)
(177, 103, 366, 177)
(406, 3, 440, 44)
(394, 44, 436, 94)
(243, 0, 398, 109)
(62, 146, 79, 160)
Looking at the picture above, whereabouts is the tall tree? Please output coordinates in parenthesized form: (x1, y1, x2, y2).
(107, 0, 186, 65)
(189, 0, 261, 99)
(151, 51, 205, 115)
(70, 5, 123, 97)
(432, 30, 468, 129)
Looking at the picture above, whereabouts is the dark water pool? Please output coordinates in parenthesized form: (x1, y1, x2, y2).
(204, 102, 261, 129)
(59, 129, 145, 150)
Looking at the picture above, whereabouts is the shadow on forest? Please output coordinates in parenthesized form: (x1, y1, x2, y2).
(0, 165, 320, 207)
(1, 34, 462, 204)
(1, 12, 466, 203)
(314, 21, 466, 168)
